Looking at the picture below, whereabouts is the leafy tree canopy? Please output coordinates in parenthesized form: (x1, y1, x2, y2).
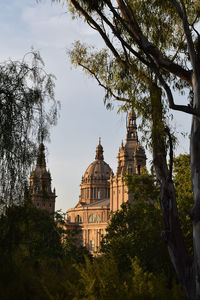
(173, 154, 193, 255)
(101, 169, 172, 276)
(53, 0, 200, 297)
(0, 51, 59, 205)
(0, 203, 91, 300)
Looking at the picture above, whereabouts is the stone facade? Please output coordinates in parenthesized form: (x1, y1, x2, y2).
(110, 111, 146, 211)
(67, 111, 146, 253)
(67, 199, 110, 251)
(29, 143, 56, 213)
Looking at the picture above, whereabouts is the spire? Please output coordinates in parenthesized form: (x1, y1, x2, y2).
(36, 143, 46, 168)
(126, 109, 138, 141)
(95, 137, 104, 160)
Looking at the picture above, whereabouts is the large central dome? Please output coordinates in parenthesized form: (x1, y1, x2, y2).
(78, 139, 111, 205)
(83, 160, 111, 181)
(83, 141, 111, 182)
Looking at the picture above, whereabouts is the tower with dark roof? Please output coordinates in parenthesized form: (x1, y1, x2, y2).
(29, 143, 56, 213)
(110, 111, 146, 211)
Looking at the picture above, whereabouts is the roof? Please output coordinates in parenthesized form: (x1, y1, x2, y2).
(85, 198, 110, 208)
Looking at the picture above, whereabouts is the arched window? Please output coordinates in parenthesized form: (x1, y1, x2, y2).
(88, 214, 100, 223)
(75, 215, 82, 223)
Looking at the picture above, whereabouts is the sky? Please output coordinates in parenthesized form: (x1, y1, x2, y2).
(0, 0, 191, 211)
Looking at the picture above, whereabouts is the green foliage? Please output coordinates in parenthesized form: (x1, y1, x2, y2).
(0, 204, 90, 300)
(173, 154, 193, 255)
(0, 162, 192, 299)
(63, 229, 92, 264)
(70, 255, 185, 300)
(0, 203, 63, 260)
(101, 170, 172, 276)
(68, 41, 152, 114)
(64, 0, 200, 296)
(55, 211, 92, 264)
(67, 0, 197, 116)
(125, 167, 160, 202)
(0, 51, 59, 205)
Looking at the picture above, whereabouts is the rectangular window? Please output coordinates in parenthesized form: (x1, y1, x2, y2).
(97, 188, 100, 199)
(106, 188, 110, 198)
(94, 187, 96, 199)
(90, 240, 95, 251)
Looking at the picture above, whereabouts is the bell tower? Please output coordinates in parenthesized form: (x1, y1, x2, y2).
(29, 143, 56, 213)
(110, 111, 146, 211)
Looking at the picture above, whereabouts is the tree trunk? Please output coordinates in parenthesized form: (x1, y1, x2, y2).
(190, 75, 200, 299)
(150, 84, 195, 299)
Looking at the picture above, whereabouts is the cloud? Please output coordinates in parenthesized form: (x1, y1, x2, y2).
(21, 2, 100, 49)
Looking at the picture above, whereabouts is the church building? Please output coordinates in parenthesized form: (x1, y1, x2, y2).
(66, 111, 146, 252)
(28, 111, 146, 253)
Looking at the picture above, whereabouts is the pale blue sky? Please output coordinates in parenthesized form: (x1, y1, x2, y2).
(1, 0, 191, 211)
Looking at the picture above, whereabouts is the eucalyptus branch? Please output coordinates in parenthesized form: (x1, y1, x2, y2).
(170, 34, 185, 63)
(115, 0, 192, 84)
(169, 0, 183, 18)
(154, 65, 199, 116)
(96, 7, 151, 68)
(71, 0, 121, 60)
(165, 126, 174, 181)
(121, 42, 129, 62)
(78, 62, 129, 103)
(87, 20, 97, 31)
(169, 0, 197, 72)
(190, 14, 199, 27)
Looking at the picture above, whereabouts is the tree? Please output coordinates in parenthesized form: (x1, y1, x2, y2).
(56, 1, 200, 298)
(0, 203, 63, 260)
(0, 203, 91, 300)
(173, 154, 194, 256)
(0, 202, 63, 299)
(71, 252, 185, 299)
(100, 170, 173, 274)
(0, 51, 59, 206)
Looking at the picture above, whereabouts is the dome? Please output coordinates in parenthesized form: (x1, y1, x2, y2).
(83, 160, 111, 181)
(82, 139, 111, 182)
